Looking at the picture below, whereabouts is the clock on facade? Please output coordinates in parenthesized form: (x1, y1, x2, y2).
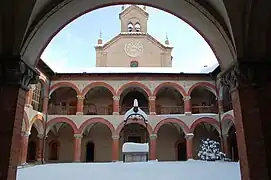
(124, 40, 144, 58)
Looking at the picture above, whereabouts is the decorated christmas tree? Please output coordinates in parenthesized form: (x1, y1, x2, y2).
(198, 138, 227, 161)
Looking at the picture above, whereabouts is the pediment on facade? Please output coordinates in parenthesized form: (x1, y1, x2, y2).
(119, 5, 149, 19)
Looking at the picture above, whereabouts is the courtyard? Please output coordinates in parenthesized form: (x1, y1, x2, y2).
(17, 161, 240, 180)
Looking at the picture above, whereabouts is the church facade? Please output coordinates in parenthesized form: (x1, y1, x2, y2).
(20, 5, 238, 164)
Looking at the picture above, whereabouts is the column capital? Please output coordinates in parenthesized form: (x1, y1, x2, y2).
(76, 95, 85, 100)
(149, 134, 157, 140)
(185, 133, 194, 140)
(37, 134, 44, 139)
(74, 134, 83, 139)
(113, 96, 120, 101)
(0, 56, 39, 91)
(148, 96, 156, 101)
(21, 131, 31, 136)
(112, 135, 120, 140)
(218, 60, 271, 92)
(183, 96, 191, 101)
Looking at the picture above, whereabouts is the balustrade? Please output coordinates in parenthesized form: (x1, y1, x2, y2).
(191, 105, 217, 114)
(156, 106, 184, 115)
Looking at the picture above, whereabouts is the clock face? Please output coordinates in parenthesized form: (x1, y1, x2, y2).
(124, 40, 144, 58)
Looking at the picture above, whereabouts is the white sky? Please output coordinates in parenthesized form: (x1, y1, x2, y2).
(41, 5, 219, 73)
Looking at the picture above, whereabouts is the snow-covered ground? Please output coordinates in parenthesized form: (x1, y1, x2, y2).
(17, 160, 241, 180)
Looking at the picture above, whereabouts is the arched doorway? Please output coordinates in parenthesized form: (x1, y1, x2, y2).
(177, 141, 186, 161)
(49, 140, 60, 161)
(48, 87, 78, 115)
(86, 142, 95, 162)
(228, 125, 239, 162)
(81, 122, 113, 162)
(120, 87, 149, 114)
(156, 123, 186, 161)
(155, 86, 184, 114)
(193, 122, 220, 159)
(46, 122, 74, 162)
(84, 87, 113, 115)
(119, 123, 150, 161)
(27, 141, 37, 162)
(26, 126, 39, 163)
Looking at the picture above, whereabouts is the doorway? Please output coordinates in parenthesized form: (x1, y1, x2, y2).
(86, 142, 95, 162)
(177, 142, 187, 161)
(27, 141, 37, 162)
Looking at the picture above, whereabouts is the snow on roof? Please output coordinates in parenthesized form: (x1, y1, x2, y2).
(54, 67, 208, 74)
(122, 142, 149, 153)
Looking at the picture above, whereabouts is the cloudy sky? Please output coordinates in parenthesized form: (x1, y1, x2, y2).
(41, 5, 218, 73)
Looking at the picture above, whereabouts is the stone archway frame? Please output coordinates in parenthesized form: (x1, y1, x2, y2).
(116, 81, 152, 97)
(153, 82, 187, 97)
(28, 114, 45, 134)
(187, 82, 217, 97)
(46, 117, 80, 134)
(22, 111, 30, 133)
(189, 117, 220, 134)
(221, 114, 235, 135)
(49, 82, 81, 96)
(115, 120, 153, 136)
(79, 117, 115, 135)
(81, 82, 116, 97)
(153, 118, 190, 134)
(21, 0, 236, 71)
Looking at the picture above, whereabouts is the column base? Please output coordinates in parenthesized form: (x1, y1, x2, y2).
(149, 112, 156, 115)
(76, 112, 83, 115)
(185, 112, 192, 115)
(113, 112, 119, 115)
(25, 104, 33, 108)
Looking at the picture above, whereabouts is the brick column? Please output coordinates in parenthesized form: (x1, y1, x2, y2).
(183, 96, 192, 115)
(219, 61, 271, 180)
(221, 134, 229, 157)
(20, 131, 31, 164)
(36, 134, 44, 162)
(0, 57, 39, 180)
(148, 96, 156, 115)
(73, 134, 82, 162)
(112, 135, 120, 161)
(149, 134, 157, 160)
(218, 98, 224, 114)
(113, 96, 120, 115)
(43, 96, 49, 113)
(76, 95, 84, 115)
(185, 133, 194, 160)
(25, 86, 34, 108)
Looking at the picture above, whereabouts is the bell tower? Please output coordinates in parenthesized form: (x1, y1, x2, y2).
(119, 5, 149, 33)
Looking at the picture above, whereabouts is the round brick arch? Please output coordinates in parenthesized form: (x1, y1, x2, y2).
(82, 82, 116, 96)
(189, 117, 220, 133)
(187, 82, 217, 96)
(79, 117, 115, 135)
(116, 82, 152, 97)
(46, 117, 80, 134)
(39, 78, 49, 96)
(222, 114, 235, 125)
(49, 82, 81, 96)
(116, 121, 153, 136)
(153, 82, 187, 97)
(29, 114, 45, 132)
(154, 118, 189, 134)
(22, 111, 29, 132)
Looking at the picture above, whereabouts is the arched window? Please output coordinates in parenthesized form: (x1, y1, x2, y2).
(128, 22, 133, 32)
(135, 23, 141, 32)
(31, 81, 43, 112)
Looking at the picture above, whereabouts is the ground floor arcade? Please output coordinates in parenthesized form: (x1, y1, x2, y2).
(20, 118, 239, 164)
